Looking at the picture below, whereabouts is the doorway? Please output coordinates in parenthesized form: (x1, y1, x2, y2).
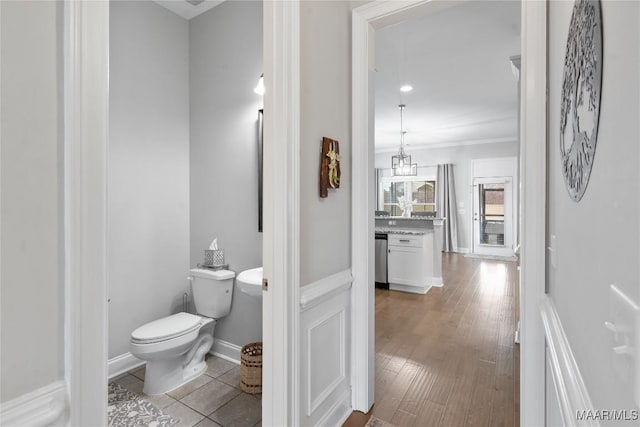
(63, 0, 296, 424)
(472, 178, 514, 257)
(351, 1, 548, 425)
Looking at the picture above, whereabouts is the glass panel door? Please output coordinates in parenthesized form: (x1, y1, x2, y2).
(473, 178, 514, 256)
(478, 183, 505, 245)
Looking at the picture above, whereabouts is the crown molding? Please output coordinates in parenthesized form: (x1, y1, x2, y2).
(375, 136, 518, 154)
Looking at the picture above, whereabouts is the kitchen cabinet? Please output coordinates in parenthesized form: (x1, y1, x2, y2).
(387, 232, 434, 294)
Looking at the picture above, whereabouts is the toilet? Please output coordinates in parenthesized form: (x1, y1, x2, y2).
(130, 268, 235, 395)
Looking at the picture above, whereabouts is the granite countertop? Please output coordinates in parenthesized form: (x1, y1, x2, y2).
(374, 216, 446, 221)
(375, 228, 427, 235)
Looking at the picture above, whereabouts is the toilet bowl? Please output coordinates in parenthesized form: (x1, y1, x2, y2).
(130, 268, 235, 395)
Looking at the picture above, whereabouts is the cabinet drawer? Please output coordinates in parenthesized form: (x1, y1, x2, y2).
(388, 234, 423, 248)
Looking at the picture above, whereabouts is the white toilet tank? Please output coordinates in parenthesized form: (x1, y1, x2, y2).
(190, 268, 235, 318)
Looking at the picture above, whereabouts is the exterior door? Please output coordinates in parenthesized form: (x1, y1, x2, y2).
(472, 177, 514, 256)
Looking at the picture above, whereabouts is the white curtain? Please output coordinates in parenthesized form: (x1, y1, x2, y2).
(375, 168, 383, 211)
(437, 164, 458, 252)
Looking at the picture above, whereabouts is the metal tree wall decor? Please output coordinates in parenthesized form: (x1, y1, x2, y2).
(560, 0, 603, 202)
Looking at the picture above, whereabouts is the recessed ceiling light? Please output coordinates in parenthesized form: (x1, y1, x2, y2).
(400, 85, 413, 92)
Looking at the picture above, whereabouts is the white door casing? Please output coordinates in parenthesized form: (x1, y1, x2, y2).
(352, 1, 547, 425)
(262, 1, 301, 425)
(472, 177, 514, 257)
(64, 0, 109, 424)
(62, 1, 301, 426)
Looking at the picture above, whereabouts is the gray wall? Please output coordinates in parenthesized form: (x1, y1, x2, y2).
(547, 0, 639, 411)
(109, 1, 190, 358)
(0, 0, 64, 401)
(300, 0, 353, 286)
(189, 1, 263, 346)
(375, 141, 518, 251)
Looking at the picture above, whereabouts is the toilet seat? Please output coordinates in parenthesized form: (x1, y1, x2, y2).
(131, 312, 204, 344)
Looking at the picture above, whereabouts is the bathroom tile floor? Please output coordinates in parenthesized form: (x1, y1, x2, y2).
(112, 354, 262, 427)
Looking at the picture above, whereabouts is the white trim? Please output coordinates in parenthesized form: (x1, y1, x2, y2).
(520, 1, 547, 425)
(263, 0, 300, 425)
(389, 283, 431, 295)
(351, 3, 376, 412)
(540, 297, 597, 427)
(306, 307, 347, 415)
(432, 277, 443, 287)
(210, 339, 242, 365)
(64, 1, 109, 425)
(314, 387, 352, 427)
(456, 247, 470, 254)
(374, 136, 518, 154)
(354, 0, 548, 423)
(300, 270, 353, 311)
(0, 381, 67, 427)
(108, 353, 145, 379)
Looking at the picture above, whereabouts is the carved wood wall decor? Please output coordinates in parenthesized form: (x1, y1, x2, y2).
(319, 137, 341, 198)
(560, 0, 603, 202)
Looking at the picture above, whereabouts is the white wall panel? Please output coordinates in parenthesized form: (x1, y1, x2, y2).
(300, 273, 351, 426)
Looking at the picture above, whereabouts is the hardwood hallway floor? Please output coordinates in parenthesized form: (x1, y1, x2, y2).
(345, 253, 520, 427)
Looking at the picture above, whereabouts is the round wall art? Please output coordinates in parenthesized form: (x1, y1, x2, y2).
(560, 0, 603, 202)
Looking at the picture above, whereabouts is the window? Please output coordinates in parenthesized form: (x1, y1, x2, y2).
(381, 177, 436, 216)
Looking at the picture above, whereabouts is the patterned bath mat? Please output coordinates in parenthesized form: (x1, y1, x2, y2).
(365, 416, 396, 427)
(108, 382, 177, 427)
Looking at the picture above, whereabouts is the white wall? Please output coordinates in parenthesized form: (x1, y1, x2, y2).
(189, 0, 263, 348)
(298, 2, 354, 424)
(547, 0, 639, 413)
(300, 0, 352, 287)
(109, 1, 190, 358)
(375, 141, 518, 251)
(0, 0, 64, 402)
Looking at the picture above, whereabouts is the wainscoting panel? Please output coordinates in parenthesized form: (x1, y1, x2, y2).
(300, 270, 352, 426)
(541, 297, 597, 427)
(0, 380, 68, 426)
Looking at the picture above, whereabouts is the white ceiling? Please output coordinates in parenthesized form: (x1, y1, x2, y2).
(374, 0, 521, 151)
(151, 0, 225, 20)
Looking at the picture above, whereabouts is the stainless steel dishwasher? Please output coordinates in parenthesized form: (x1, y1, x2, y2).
(375, 233, 389, 288)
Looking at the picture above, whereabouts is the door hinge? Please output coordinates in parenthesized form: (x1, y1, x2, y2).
(262, 278, 269, 291)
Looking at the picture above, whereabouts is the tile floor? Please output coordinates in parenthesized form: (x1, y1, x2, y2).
(111, 354, 262, 427)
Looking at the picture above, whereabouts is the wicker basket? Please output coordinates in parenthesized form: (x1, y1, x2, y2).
(240, 342, 263, 394)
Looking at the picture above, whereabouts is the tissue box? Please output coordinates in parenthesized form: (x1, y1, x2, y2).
(204, 249, 224, 267)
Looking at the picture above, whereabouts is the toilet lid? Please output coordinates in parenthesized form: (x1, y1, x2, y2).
(131, 312, 203, 343)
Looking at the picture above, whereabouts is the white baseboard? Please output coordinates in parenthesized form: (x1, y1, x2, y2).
(315, 387, 352, 427)
(457, 247, 470, 254)
(389, 283, 431, 294)
(0, 380, 67, 427)
(210, 338, 242, 365)
(432, 277, 443, 287)
(108, 352, 145, 379)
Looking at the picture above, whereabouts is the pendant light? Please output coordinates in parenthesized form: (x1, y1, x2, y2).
(391, 104, 417, 176)
(254, 74, 264, 95)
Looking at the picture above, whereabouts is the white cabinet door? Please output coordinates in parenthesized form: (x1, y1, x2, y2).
(387, 246, 425, 287)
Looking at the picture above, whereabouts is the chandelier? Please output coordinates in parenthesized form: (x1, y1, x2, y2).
(391, 104, 417, 176)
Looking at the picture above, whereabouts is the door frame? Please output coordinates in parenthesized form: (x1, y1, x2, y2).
(351, 1, 547, 425)
(262, 1, 301, 425)
(471, 176, 515, 256)
(64, 1, 109, 424)
(66, 1, 299, 425)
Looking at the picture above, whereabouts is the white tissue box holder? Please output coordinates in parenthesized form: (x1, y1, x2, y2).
(204, 249, 224, 267)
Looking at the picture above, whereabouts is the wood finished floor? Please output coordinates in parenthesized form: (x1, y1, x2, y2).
(344, 253, 520, 427)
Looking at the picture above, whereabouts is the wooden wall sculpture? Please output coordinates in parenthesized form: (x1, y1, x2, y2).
(319, 137, 341, 198)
